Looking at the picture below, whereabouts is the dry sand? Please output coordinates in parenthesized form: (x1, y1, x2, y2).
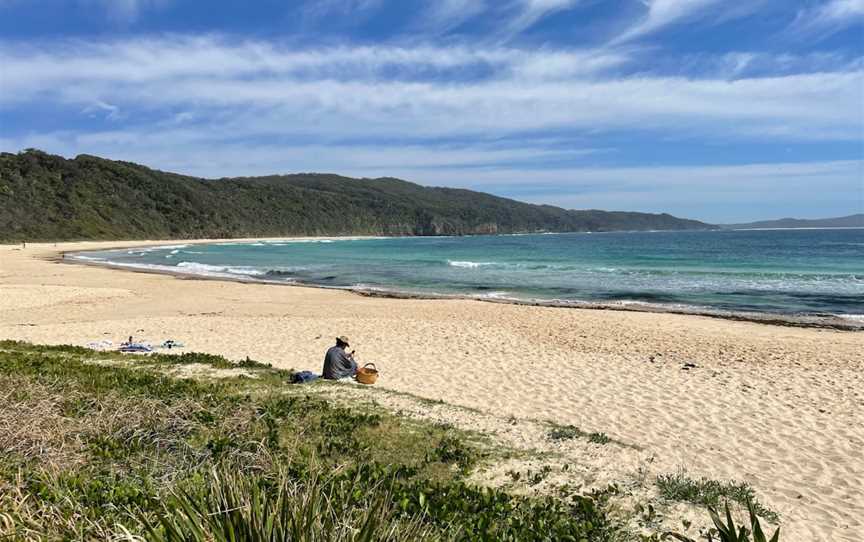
(1, 240, 862, 541)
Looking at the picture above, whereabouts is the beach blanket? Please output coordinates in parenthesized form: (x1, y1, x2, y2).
(292, 371, 319, 384)
(119, 343, 153, 353)
(86, 340, 114, 351)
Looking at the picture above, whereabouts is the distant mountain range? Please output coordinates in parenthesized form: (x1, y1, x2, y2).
(0, 150, 714, 242)
(722, 214, 864, 230)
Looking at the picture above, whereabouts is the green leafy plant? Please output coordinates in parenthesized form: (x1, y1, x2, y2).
(547, 424, 585, 441)
(427, 435, 476, 472)
(663, 501, 780, 542)
(588, 432, 611, 445)
(139, 467, 433, 542)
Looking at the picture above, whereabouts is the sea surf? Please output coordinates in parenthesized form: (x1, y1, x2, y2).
(68, 229, 864, 328)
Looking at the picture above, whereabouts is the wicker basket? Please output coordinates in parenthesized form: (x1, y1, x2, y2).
(356, 363, 379, 385)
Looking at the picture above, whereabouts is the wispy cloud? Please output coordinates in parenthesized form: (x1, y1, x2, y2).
(789, 0, 864, 39)
(88, 0, 170, 23)
(81, 100, 122, 121)
(503, 0, 579, 37)
(422, 0, 487, 33)
(613, 0, 732, 43)
(1, 37, 859, 141)
(301, 0, 383, 22)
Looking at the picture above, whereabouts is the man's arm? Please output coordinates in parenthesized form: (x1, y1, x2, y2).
(339, 350, 357, 372)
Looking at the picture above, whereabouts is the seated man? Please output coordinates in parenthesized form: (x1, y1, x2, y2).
(322, 336, 357, 380)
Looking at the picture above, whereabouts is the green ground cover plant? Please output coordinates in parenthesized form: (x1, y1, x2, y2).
(0, 341, 620, 541)
(547, 423, 613, 446)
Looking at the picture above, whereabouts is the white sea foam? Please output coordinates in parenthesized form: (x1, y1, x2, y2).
(840, 314, 864, 322)
(127, 244, 189, 254)
(351, 283, 388, 292)
(97, 260, 267, 280)
(448, 260, 496, 268)
(97, 261, 176, 273)
(273, 238, 351, 244)
(175, 262, 265, 276)
(475, 291, 513, 300)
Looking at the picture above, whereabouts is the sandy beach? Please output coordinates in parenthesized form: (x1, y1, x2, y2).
(1, 240, 862, 541)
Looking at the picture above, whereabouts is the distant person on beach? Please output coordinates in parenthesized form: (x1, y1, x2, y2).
(322, 336, 357, 380)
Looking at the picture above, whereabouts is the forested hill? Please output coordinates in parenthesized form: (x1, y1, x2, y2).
(0, 150, 714, 241)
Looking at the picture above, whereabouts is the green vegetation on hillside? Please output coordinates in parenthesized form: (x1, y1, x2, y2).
(0, 149, 713, 241)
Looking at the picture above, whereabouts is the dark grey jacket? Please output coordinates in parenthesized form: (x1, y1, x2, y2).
(322, 346, 357, 379)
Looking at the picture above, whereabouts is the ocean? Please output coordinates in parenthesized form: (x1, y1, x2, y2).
(72, 229, 864, 321)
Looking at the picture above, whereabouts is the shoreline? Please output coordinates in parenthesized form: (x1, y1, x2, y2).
(61, 241, 864, 332)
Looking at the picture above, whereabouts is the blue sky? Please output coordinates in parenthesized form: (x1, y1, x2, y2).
(1, 0, 862, 222)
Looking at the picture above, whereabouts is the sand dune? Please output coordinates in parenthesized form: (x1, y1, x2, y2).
(1, 241, 861, 541)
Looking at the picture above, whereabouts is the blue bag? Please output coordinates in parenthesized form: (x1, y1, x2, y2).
(292, 370, 319, 384)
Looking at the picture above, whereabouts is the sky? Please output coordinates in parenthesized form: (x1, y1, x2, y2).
(0, 0, 862, 223)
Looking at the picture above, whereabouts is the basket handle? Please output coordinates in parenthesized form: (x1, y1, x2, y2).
(362, 363, 377, 371)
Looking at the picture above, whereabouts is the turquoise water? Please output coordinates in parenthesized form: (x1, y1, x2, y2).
(74, 229, 864, 317)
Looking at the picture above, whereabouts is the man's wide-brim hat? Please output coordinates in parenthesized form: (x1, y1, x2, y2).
(336, 336, 350, 345)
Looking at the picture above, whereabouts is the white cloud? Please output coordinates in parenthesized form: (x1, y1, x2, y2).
(613, 0, 737, 43)
(422, 0, 487, 33)
(790, 0, 864, 38)
(0, 129, 601, 177)
(301, 0, 383, 21)
(1, 37, 859, 143)
(504, 0, 579, 37)
(81, 100, 122, 121)
(88, 0, 170, 23)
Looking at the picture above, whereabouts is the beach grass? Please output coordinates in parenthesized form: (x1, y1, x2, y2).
(0, 340, 622, 541)
(546, 423, 617, 447)
(656, 470, 779, 524)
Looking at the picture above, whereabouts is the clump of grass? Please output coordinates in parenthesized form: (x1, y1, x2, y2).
(140, 466, 434, 542)
(656, 470, 779, 524)
(588, 432, 611, 445)
(427, 435, 476, 473)
(547, 424, 612, 445)
(548, 424, 585, 441)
